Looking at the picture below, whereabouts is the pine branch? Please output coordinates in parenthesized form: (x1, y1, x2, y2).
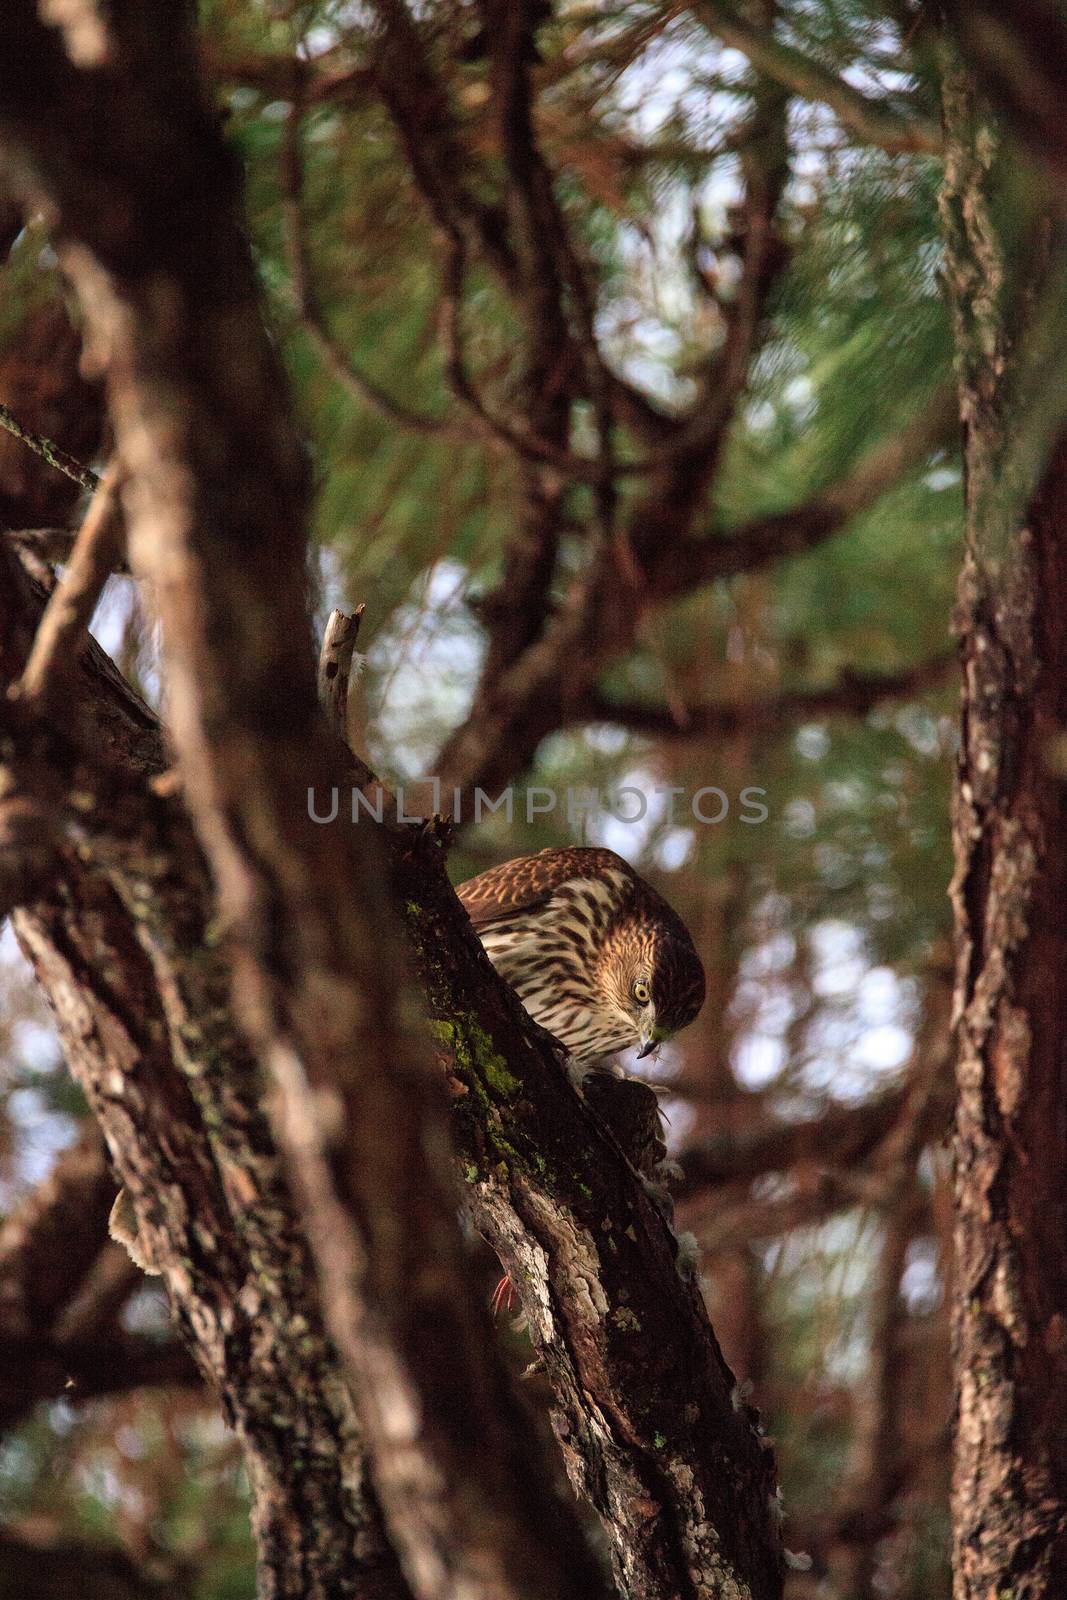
(657, 385, 958, 597)
(581, 651, 956, 739)
(692, 0, 942, 156)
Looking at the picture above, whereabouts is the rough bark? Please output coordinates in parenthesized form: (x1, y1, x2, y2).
(14, 858, 411, 1600)
(3, 523, 786, 1599)
(940, 52, 1067, 1599)
(8, 549, 785, 1600)
(396, 852, 783, 1600)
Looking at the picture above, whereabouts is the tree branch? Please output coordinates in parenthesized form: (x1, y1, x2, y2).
(0, 1329, 199, 1432)
(436, 35, 795, 798)
(692, 0, 942, 156)
(0, 400, 99, 493)
(657, 385, 958, 598)
(675, 1087, 915, 1198)
(436, 389, 953, 798)
(10, 540, 789, 1597)
(317, 604, 364, 744)
(581, 651, 956, 738)
(0, 1524, 188, 1600)
(13, 848, 414, 1600)
(15, 458, 125, 712)
(367, 0, 675, 446)
(2, 552, 413, 1600)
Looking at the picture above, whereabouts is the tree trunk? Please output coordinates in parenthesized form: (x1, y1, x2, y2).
(940, 50, 1067, 1599)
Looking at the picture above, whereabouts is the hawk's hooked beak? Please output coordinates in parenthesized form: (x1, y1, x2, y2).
(636, 1026, 666, 1060)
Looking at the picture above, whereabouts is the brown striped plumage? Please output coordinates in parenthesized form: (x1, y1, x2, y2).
(457, 847, 705, 1061)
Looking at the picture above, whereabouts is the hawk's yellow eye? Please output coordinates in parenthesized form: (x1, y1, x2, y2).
(631, 980, 651, 1006)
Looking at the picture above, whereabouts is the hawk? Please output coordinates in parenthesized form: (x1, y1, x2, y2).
(457, 846, 706, 1062)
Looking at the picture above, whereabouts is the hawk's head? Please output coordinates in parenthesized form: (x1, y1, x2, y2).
(593, 915, 707, 1060)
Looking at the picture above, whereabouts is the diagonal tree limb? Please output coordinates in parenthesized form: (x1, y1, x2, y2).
(435, 380, 956, 797)
(15, 457, 125, 713)
(13, 544, 788, 1599)
(676, 1088, 914, 1199)
(677, 973, 954, 1201)
(0, 1523, 191, 1600)
(654, 383, 959, 597)
(691, 0, 942, 156)
(0, 1329, 199, 1433)
(12, 863, 413, 1599)
(0, 547, 413, 1600)
(0, 399, 99, 493)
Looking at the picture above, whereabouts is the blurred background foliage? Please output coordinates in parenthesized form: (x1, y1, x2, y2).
(0, 2, 971, 1596)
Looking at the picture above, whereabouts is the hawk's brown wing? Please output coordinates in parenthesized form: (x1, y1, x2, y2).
(455, 846, 634, 931)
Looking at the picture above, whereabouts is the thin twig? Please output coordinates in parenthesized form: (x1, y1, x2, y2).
(15, 459, 126, 713)
(0, 402, 100, 493)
